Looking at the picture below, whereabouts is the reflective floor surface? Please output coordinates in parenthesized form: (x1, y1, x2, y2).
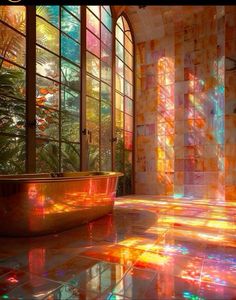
(0, 195, 236, 299)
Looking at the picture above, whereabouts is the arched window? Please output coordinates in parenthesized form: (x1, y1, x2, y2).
(115, 15, 134, 195)
(0, 6, 134, 195)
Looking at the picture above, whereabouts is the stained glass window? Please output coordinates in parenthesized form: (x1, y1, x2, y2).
(115, 16, 134, 195)
(0, 6, 26, 174)
(36, 5, 81, 172)
(86, 6, 112, 171)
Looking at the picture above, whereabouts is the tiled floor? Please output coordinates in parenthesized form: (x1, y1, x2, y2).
(0, 195, 236, 299)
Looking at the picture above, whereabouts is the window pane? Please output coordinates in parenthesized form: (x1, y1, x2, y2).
(103, 6, 111, 16)
(101, 43, 111, 65)
(61, 8, 80, 42)
(61, 59, 80, 92)
(86, 9, 100, 38)
(116, 40, 124, 60)
(125, 114, 133, 132)
(64, 6, 80, 20)
(36, 6, 59, 28)
(125, 66, 133, 84)
(61, 86, 80, 113)
(115, 129, 124, 172)
(0, 136, 25, 174)
(61, 111, 80, 143)
(101, 102, 111, 171)
(125, 97, 133, 115)
(125, 34, 133, 56)
(101, 7, 112, 31)
(36, 106, 59, 140)
(86, 96, 99, 146)
(0, 60, 25, 100)
(0, 6, 26, 34)
(0, 23, 26, 67)
(36, 140, 59, 172)
(87, 6, 100, 18)
(115, 93, 123, 111)
(101, 82, 111, 104)
(116, 74, 124, 93)
(86, 30, 100, 58)
(61, 34, 80, 65)
(36, 17, 59, 54)
(116, 109, 123, 129)
(116, 57, 124, 77)
(101, 25, 112, 48)
(125, 132, 132, 150)
(86, 52, 100, 78)
(125, 49, 133, 69)
(101, 62, 111, 85)
(116, 25, 124, 44)
(36, 47, 59, 81)
(125, 81, 133, 98)
(86, 75, 99, 99)
(36, 76, 59, 109)
(0, 97, 25, 136)
(88, 145, 99, 171)
(61, 142, 80, 172)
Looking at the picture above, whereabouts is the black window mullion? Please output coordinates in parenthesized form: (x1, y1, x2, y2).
(26, 6, 36, 173)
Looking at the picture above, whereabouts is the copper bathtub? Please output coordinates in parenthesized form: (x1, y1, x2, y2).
(0, 171, 123, 237)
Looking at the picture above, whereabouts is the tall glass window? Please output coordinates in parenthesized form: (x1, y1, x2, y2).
(0, 6, 135, 196)
(86, 5, 112, 171)
(115, 16, 134, 195)
(36, 6, 81, 172)
(0, 6, 26, 174)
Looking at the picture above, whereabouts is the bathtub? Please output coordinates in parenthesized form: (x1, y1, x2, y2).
(0, 171, 123, 237)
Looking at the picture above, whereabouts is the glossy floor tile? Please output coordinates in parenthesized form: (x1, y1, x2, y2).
(0, 195, 236, 299)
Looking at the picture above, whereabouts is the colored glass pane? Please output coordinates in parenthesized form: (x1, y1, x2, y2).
(116, 25, 124, 44)
(125, 97, 133, 115)
(87, 6, 100, 18)
(116, 74, 124, 93)
(101, 7, 112, 31)
(61, 34, 80, 65)
(116, 57, 124, 77)
(86, 30, 100, 58)
(101, 25, 112, 48)
(0, 23, 26, 66)
(0, 6, 26, 33)
(36, 6, 59, 28)
(36, 75, 59, 109)
(101, 82, 111, 104)
(86, 52, 100, 78)
(61, 59, 80, 92)
(125, 131, 132, 150)
(86, 75, 100, 99)
(61, 86, 80, 113)
(125, 114, 133, 132)
(36, 17, 59, 54)
(101, 43, 111, 65)
(116, 93, 124, 111)
(61, 9, 80, 42)
(101, 62, 111, 85)
(125, 66, 133, 84)
(86, 9, 100, 38)
(116, 109, 123, 129)
(64, 6, 80, 20)
(116, 40, 124, 60)
(36, 46, 59, 81)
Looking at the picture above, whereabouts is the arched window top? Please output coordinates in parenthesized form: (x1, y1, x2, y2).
(116, 15, 133, 43)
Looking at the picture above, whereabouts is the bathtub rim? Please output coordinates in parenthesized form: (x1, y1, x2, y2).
(0, 171, 123, 183)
